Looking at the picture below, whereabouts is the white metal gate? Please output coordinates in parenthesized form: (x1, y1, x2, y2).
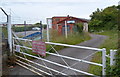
(12, 35, 107, 76)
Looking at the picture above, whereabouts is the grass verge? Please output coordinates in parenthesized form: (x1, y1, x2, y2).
(88, 30, 118, 75)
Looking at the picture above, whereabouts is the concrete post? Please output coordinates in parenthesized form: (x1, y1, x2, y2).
(83, 23, 88, 32)
(46, 18, 50, 42)
(24, 21, 26, 36)
(65, 21, 68, 38)
(110, 50, 117, 66)
(57, 24, 58, 30)
(102, 48, 106, 75)
(40, 21, 42, 40)
(7, 15, 12, 52)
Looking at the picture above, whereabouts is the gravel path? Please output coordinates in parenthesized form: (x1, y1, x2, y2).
(8, 34, 107, 75)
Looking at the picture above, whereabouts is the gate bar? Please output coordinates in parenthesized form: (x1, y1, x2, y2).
(13, 37, 103, 51)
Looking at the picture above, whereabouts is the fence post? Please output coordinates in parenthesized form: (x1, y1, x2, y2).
(102, 48, 106, 75)
(65, 21, 68, 38)
(40, 21, 42, 40)
(46, 18, 50, 42)
(24, 21, 26, 36)
(110, 49, 117, 66)
(7, 15, 12, 53)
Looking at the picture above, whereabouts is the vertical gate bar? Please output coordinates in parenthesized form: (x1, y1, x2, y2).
(102, 48, 106, 75)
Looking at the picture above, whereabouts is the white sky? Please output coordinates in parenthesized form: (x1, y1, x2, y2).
(0, 0, 119, 24)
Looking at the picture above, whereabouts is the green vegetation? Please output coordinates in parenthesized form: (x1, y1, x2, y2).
(12, 25, 36, 32)
(89, 5, 119, 32)
(12, 23, 47, 32)
(88, 5, 119, 76)
(89, 30, 118, 76)
(46, 29, 91, 53)
(98, 31, 119, 76)
(50, 29, 90, 44)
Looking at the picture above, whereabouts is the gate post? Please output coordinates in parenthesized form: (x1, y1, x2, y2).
(110, 50, 117, 66)
(7, 15, 12, 53)
(102, 48, 106, 75)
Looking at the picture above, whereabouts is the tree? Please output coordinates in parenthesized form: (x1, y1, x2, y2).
(89, 5, 118, 32)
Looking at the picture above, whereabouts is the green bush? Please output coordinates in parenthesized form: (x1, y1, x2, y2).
(89, 5, 118, 32)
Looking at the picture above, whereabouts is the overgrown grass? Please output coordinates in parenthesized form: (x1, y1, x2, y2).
(89, 30, 118, 76)
(50, 30, 91, 44)
(45, 30, 91, 53)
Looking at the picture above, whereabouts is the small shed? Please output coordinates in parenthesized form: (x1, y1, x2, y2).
(52, 15, 89, 35)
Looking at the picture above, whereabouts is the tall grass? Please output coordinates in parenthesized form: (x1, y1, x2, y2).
(50, 29, 91, 44)
(45, 29, 91, 53)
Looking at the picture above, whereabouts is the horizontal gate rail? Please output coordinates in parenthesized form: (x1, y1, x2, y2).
(14, 44, 102, 67)
(13, 37, 103, 51)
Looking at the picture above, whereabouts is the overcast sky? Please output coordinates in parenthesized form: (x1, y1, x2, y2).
(0, 0, 119, 24)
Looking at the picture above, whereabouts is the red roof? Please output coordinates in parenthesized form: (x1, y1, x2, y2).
(56, 16, 89, 24)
